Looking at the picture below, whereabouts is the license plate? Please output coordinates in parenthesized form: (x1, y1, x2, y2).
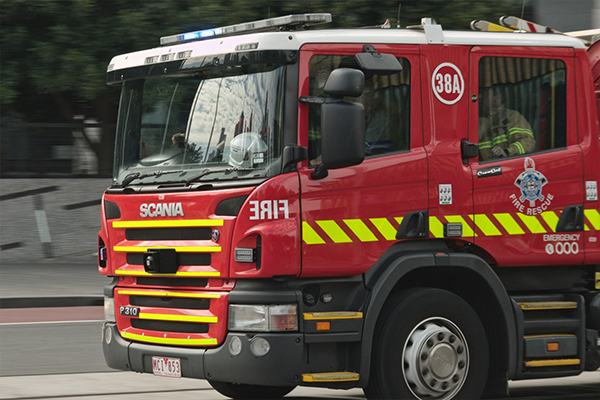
(119, 306, 140, 317)
(152, 356, 181, 378)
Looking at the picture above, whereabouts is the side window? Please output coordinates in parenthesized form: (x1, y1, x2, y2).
(308, 55, 411, 165)
(478, 56, 566, 161)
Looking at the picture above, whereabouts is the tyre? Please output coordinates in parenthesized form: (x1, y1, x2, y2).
(364, 288, 489, 400)
(208, 380, 296, 399)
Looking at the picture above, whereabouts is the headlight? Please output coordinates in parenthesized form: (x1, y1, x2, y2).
(228, 304, 298, 332)
(104, 297, 116, 323)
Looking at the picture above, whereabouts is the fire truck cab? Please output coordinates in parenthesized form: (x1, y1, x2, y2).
(100, 14, 600, 400)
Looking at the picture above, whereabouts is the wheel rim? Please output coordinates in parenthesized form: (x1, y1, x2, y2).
(402, 317, 469, 399)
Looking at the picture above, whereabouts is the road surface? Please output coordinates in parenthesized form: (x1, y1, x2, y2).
(0, 306, 598, 400)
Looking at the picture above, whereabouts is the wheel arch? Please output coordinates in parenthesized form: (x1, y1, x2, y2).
(358, 251, 517, 390)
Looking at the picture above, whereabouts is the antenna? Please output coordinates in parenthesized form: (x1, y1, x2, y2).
(520, 0, 525, 20)
(397, 3, 402, 28)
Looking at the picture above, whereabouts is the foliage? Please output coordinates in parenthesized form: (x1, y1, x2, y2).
(0, 0, 523, 173)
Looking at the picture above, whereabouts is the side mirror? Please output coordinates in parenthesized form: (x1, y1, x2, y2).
(320, 68, 365, 170)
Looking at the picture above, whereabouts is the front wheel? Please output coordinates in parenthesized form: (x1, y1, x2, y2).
(208, 380, 296, 399)
(364, 288, 489, 400)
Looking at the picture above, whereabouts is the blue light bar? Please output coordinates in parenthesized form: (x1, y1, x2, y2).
(160, 13, 331, 46)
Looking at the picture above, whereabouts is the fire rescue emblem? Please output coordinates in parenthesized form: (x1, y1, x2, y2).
(514, 158, 547, 207)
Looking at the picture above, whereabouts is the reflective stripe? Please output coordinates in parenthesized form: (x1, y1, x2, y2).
(121, 331, 218, 346)
(429, 216, 444, 238)
(301, 209, 599, 245)
(584, 209, 600, 230)
(139, 313, 217, 323)
(518, 214, 546, 233)
(479, 140, 493, 149)
(117, 290, 221, 299)
(302, 221, 325, 244)
(541, 211, 559, 233)
(113, 246, 220, 253)
(369, 218, 397, 240)
(471, 214, 502, 236)
(508, 127, 534, 137)
(115, 270, 220, 277)
(344, 219, 378, 242)
(492, 135, 508, 145)
(494, 213, 525, 234)
(513, 141, 525, 154)
(113, 219, 223, 228)
(317, 221, 352, 243)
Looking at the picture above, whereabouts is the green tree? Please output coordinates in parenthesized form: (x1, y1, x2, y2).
(0, 0, 522, 174)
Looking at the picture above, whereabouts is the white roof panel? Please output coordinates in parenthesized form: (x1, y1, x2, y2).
(108, 28, 585, 72)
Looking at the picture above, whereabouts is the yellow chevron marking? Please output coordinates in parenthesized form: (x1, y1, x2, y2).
(317, 221, 352, 243)
(370, 218, 397, 240)
(302, 221, 325, 244)
(344, 219, 378, 242)
(114, 246, 220, 253)
(138, 313, 218, 323)
(394, 217, 404, 226)
(541, 212, 559, 233)
(121, 331, 218, 346)
(429, 217, 444, 238)
(445, 215, 476, 237)
(494, 213, 525, 234)
(117, 290, 221, 299)
(584, 209, 600, 230)
(518, 214, 547, 234)
(471, 214, 501, 236)
(113, 219, 223, 228)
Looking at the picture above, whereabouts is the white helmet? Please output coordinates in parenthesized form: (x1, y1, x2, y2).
(228, 132, 268, 168)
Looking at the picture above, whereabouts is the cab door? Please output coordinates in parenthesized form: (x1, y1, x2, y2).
(469, 47, 584, 266)
(297, 44, 426, 277)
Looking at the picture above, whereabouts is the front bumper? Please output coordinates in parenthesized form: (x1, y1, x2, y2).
(103, 323, 304, 386)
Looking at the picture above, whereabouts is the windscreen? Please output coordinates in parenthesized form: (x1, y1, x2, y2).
(112, 62, 285, 186)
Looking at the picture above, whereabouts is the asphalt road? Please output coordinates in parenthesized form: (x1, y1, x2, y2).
(0, 307, 598, 400)
(0, 260, 598, 399)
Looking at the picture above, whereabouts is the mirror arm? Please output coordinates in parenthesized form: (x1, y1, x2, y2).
(282, 145, 308, 172)
(310, 164, 329, 180)
(298, 96, 327, 105)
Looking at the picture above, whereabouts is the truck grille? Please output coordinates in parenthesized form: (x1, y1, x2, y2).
(109, 219, 225, 278)
(125, 228, 211, 241)
(115, 288, 228, 347)
(135, 277, 209, 287)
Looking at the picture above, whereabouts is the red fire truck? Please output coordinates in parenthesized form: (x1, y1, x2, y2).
(99, 14, 600, 399)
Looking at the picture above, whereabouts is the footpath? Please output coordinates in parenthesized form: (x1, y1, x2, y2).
(0, 252, 106, 309)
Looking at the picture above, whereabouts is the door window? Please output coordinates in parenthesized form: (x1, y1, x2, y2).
(307, 55, 411, 165)
(478, 57, 566, 161)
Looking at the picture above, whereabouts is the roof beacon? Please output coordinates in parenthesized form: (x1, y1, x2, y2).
(160, 13, 332, 46)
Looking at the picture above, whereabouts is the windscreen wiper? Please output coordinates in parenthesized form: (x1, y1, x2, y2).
(186, 167, 259, 184)
(121, 170, 183, 186)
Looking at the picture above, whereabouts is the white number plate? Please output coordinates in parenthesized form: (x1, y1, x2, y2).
(151, 356, 181, 378)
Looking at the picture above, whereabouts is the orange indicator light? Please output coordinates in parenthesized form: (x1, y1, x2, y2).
(547, 342, 559, 352)
(316, 322, 331, 331)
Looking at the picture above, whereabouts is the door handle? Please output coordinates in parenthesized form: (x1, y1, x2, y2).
(396, 210, 429, 239)
(556, 205, 584, 232)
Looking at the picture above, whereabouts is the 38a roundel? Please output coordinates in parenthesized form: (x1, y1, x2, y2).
(432, 62, 465, 105)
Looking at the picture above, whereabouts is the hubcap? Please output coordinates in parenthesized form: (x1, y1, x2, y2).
(403, 317, 469, 399)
